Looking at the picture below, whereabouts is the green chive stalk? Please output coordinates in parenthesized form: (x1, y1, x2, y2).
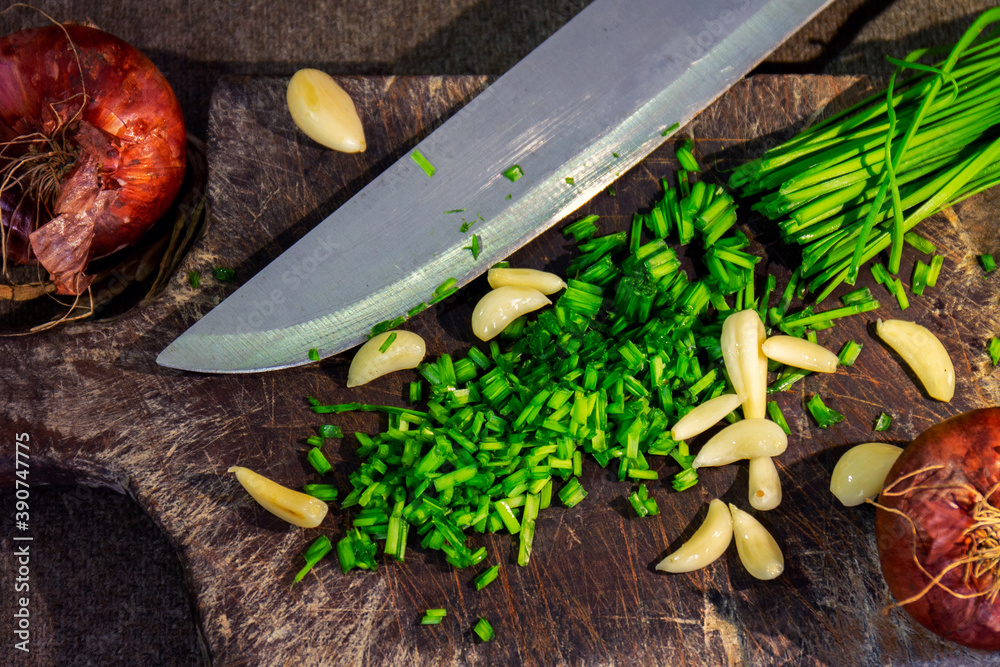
(730, 8, 1000, 301)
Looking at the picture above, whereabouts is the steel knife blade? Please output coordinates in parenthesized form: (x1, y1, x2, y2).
(158, 0, 833, 373)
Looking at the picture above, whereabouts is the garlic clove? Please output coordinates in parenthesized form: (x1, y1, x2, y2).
(471, 286, 551, 341)
(287, 69, 366, 153)
(748, 456, 782, 511)
(761, 335, 839, 373)
(229, 466, 328, 528)
(656, 499, 733, 573)
(722, 310, 768, 419)
(347, 330, 426, 388)
(487, 267, 566, 295)
(830, 442, 904, 506)
(692, 418, 788, 468)
(671, 393, 745, 442)
(729, 504, 784, 580)
(876, 318, 955, 402)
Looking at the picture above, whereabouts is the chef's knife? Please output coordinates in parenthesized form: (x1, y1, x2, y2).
(159, 0, 833, 373)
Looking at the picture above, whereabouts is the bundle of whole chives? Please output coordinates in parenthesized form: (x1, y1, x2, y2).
(730, 8, 1000, 301)
(311, 147, 770, 573)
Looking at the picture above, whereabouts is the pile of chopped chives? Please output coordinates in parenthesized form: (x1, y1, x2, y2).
(730, 8, 1000, 302)
(313, 146, 780, 572)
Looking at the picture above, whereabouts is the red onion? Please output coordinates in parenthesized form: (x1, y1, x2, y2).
(0, 23, 186, 294)
(876, 407, 1000, 650)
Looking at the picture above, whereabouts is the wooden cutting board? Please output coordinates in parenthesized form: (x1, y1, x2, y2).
(3, 73, 1000, 666)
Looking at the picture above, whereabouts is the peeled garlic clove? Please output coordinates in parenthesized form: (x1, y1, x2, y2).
(347, 330, 426, 388)
(830, 442, 904, 506)
(748, 456, 781, 511)
(287, 69, 366, 153)
(729, 504, 784, 580)
(761, 335, 839, 373)
(472, 286, 551, 341)
(876, 318, 955, 402)
(671, 393, 744, 441)
(656, 499, 733, 573)
(229, 466, 329, 528)
(487, 267, 566, 295)
(692, 418, 787, 469)
(721, 310, 767, 419)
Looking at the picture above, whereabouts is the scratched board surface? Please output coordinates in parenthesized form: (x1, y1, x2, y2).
(2, 74, 1000, 666)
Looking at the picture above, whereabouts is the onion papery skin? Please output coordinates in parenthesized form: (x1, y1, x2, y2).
(0, 24, 186, 294)
(876, 407, 1000, 650)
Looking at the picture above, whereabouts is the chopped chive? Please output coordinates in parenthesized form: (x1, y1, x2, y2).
(565, 177, 575, 185)
(564, 215, 599, 243)
(904, 231, 936, 254)
(989, 337, 1000, 366)
(910, 259, 929, 296)
(927, 255, 944, 287)
(319, 424, 343, 439)
(460, 220, 473, 233)
(445, 209, 466, 214)
(407, 302, 429, 318)
(433, 277, 457, 297)
(502, 164, 524, 182)
(213, 267, 235, 282)
(379, 332, 397, 353)
(558, 478, 588, 508)
(671, 467, 698, 492)
(409, 380, 423, 404)
(307, 447, 333, 475)
(337, 529, 377, 573)
(873, 412, 892, 432)
(676, 145, 700, 172)
(421, 608, 447, 625)
(187, 270, 200, 288)
(661, 121, 680, 137)
(473, 564, 500, 590)
(766, 401, 791, 434)
(840, 287, 873, 306)
(308, 348, 320, 362)
(302, 484, 339, 502)
(430, 277, 459, 304)
(464, 234, 482, 260)
(411, 149, 435, 177)
(838, 340, 863, 366)
(980, 254, 997, 273)
(806, 394, 844, 429)
(891, 278, 909, 310)
(370, 316, 405, 337)
(473, 617, 494, 642)
(293, 535, 332, 583)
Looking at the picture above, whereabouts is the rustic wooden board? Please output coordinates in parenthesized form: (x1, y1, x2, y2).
(3, 74, 1000, 666)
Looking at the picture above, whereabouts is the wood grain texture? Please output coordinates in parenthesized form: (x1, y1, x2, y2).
(2, 74, 1000, 666)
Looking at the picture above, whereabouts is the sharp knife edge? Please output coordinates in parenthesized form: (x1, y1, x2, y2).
(158, 0, 833, 372)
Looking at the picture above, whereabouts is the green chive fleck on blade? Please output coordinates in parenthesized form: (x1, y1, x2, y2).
(411, 149, 435, 177)
(502, 165, 523, 182)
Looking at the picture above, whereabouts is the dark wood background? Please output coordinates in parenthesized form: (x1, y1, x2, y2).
(2, 72, 1000, 665)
